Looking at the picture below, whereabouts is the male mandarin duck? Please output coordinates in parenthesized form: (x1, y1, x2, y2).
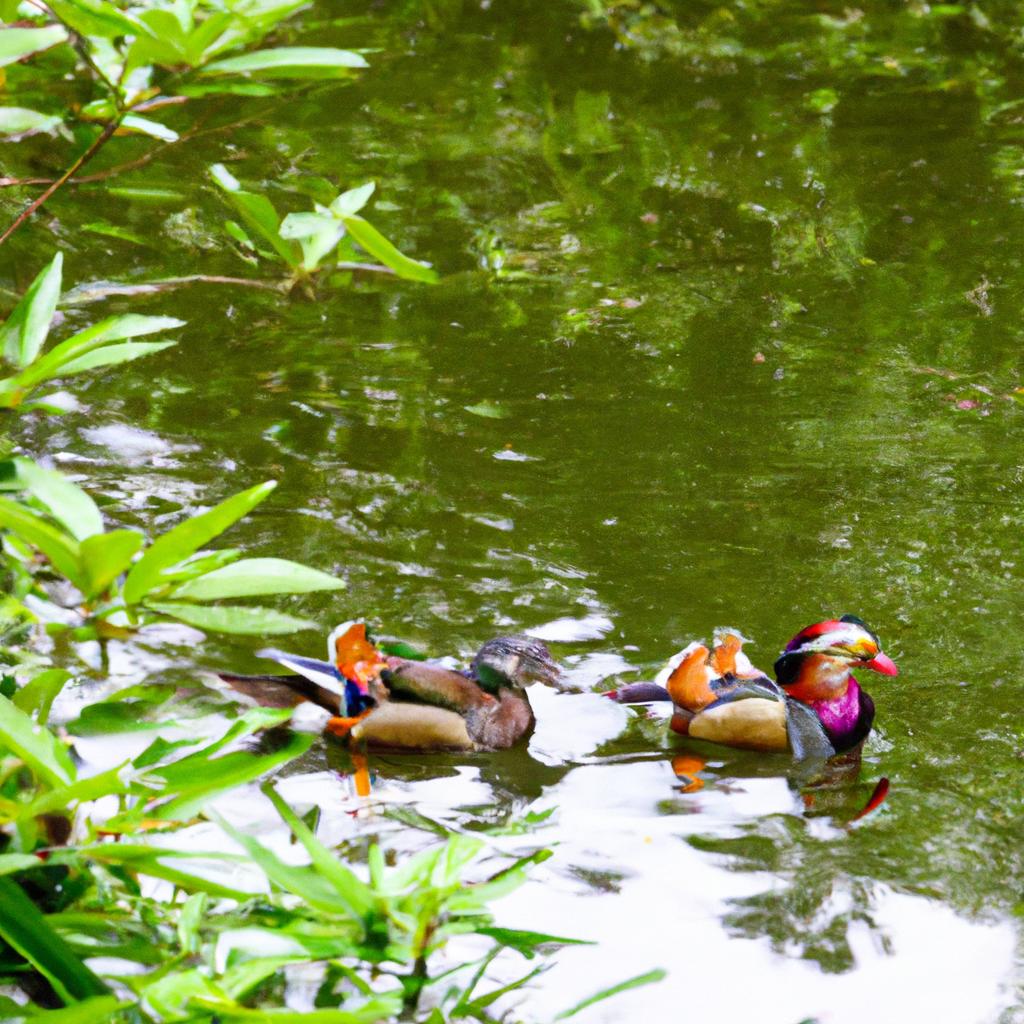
(219, 621, 561, 752)
(609, 616, 898, 759)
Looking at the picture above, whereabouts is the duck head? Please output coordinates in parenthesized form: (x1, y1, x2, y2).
(471, 635, 561, 693)
(774, 615, 898, 703)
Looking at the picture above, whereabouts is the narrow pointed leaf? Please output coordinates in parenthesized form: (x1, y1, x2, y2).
(209, 808, 358, 914)
(341, 215, 438, 282)
(264, 783, 375, 919)
(121, 113, 179, 142)
(146, 601, 316, 635)
(14, 314, 183, 391)
(10, 457, 103, 540)
(0, 26, 68, 67)
(12, 668, 71, 725)
(0, 106, 61, 138)
(123, 480, 276, 604)
(148, 732, 313, 820)
(80, 529, 144, 597)
(329, 182, 375, 217)
(0, 878, 109, 1002)
(20, 764, 133, 818)
(202, 46, 368, 76)
(0, 496, 84, 588)
(1, 252, 62, 369)
(57, 340, 177, 376)
(0, 693, 74, 787)
(6, 995, 125, 1022)
(172, 557, 345, 601)
(45, 0, 142, 38)
(554, 969, 667, 1020)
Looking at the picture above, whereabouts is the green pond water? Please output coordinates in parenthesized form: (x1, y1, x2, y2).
(4, 1, 1024, 1020)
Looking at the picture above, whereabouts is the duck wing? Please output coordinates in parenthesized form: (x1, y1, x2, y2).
(382, 658, 489, 712)
(256, 649, 346, 693)
(785, 698, 837, 761)
(218, 671, 342, 714)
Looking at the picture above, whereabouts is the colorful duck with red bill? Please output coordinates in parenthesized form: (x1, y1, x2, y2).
(609, 616, 898, 759)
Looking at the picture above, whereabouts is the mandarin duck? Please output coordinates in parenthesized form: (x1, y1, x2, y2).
(609, 616, 898, 759)
(219, 621, 560, 752)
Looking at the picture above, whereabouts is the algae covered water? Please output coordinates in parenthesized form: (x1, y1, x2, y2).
(3, 1, 1023, 1020)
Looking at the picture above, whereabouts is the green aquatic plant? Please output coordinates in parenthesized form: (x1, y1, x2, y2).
(0, 253, 182, 412)
(210, 165, 439, 285)
(0, 0, 368, 244)
(0, 462, 344, 637)
(0, 683, 664, 1022)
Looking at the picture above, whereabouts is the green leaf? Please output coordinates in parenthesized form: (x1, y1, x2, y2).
(0, 693, 74, 786)
(1, 252, 62, 370)
(10, 457, 103, 540)
(146, 601, 316, 635)
(209, 163, 241, 191)
(157, 707, 292, 767)
(330, 182, 375, 218)
(341, 215, 438, 283)
(0, 26, 68, 68)
(46, 0, 142, 38)
(11, 314, 183, 393)
(20, 763, 133, 818)
(193, 1001, 401, 1023)
(54, 844, 250, 898)
(148, 732, 313, 820)
(554, 969, 667, 1020)
(81, 221, 151, 247)
(12, 668, 71, 725)
(279, 212, 345, 271)
(171, 557, 345, 601)
(0, 853, 42, 875)
(140, 967, 226, 1019)
(57, 340, 177, 376)
(5, 995, 126, 1023)
(209, 165, 300, 267)
(464, 400, 510, 419)
(0, 106, 60, 138)
(278, 212, 334, 240)
(121, 113, 179, 142)
(202, 46, 368, 77)
(80, 529, 144, 597)
(177, 892, 208, 954)
(123, 480, 276, 604)
(0, 496, 84, 589)
(209, 807, 361, 916)
(6, 997, 124, 1024)
(477, 926, 589, 957)
(263, 783, 375, 919)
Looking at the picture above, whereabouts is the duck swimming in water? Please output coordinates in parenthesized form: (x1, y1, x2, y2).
(219, 622, 561, 752)
(609, 616, 898, 760)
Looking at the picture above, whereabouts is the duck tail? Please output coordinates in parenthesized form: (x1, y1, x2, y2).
(604, 683, 672, 703)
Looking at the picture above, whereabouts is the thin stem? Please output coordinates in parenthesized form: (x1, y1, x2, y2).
(0, 108, 272, 190)
(0, 120, 120, 248)
(30, 0, 122, 106)
(61, 275, 288, 304)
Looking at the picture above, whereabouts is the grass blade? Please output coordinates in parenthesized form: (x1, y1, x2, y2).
(554, 968, 667, 1020)
(171, 558, 345, 601)
(0, 252, 61, 369)
(123, 480, 276, 604)
(0, 877, 109, 1003)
